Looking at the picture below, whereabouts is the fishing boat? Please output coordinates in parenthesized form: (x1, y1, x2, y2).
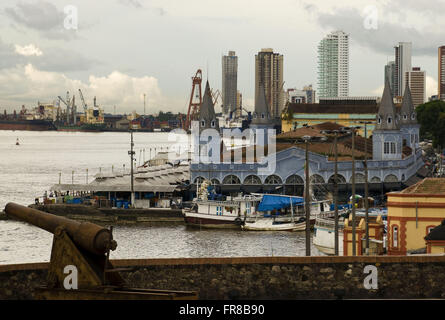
(242, 194, 333, 231)
(242, 194, 306, 231)
(182, 180, 262, 229)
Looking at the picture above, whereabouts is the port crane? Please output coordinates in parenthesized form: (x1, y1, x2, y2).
(184, 69, 203, 131)
(78, 89, 88, 112)
(58, 93, 70, 124)
(58, 91, 77, 125)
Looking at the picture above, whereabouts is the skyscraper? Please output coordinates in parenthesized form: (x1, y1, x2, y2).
(405, 67, 425, 107)
(385, 61, 396, 97)
(255, 48, 284, 119)
(438, 46, 445, 101)
(317, 30, 349, 98)
(394, 42, 412, 97)
(222, 51, 238, 115)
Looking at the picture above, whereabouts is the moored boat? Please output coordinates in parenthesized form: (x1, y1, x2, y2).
(182, 195, 261, 229)
(313, 207, 387, 255)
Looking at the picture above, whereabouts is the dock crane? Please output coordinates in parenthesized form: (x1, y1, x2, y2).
(184, 69, 203, 131)
(58, 94, 70, 124)
(78, 89, 88, 112)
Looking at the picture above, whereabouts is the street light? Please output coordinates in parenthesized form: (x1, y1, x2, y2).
(322, 129, 340, 256)
(359, 121, 372, 255)
(128, 130, 135, 208)
(302, 135, 312, 257)
(344, 126, 361, 256)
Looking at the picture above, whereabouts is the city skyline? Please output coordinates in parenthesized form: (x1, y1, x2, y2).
(0, 0, 443, 114)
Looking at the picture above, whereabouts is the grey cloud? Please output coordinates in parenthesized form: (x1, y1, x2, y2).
(313, 7, 443, 56)
(0, 39, 25, 69)
(117, 0, 167, 16)
(4, 1, 77, 40)
(0, 37, 95, 72)
(118, 0, 143, 9)
(31, 48, 97, 72)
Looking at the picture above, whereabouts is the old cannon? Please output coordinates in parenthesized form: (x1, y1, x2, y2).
(5, 203, 198, 300)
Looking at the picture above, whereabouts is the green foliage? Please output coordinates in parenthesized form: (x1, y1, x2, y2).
(416, 100, 445, 148)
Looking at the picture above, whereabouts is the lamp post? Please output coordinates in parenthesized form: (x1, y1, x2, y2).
(303, 135, 311, 256)
(360, 121, 372, 255)
(351, 127, 356, 256)
(322, 129, 340, 255)
(346, 126, 362, 256)
(128, 130, 135, 208)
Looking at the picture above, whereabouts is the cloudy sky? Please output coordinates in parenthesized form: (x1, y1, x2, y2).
(0, 0, 443, 114)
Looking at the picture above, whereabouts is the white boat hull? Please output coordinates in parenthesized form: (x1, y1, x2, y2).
(313, 224, 344, 256)
(242, 219, 306, 231)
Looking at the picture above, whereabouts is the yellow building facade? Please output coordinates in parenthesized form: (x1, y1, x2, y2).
(387, 178, 445, 255)
(343, 215, 385, 256)
(281, 101, 378, 137)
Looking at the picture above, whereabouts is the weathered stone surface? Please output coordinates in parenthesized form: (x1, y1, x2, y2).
(2, 260, 445, 299)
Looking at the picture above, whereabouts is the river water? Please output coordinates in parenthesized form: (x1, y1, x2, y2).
(0, 130, 322, 264)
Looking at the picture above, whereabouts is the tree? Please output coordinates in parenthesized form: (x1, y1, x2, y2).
(416, 100, 445, 149)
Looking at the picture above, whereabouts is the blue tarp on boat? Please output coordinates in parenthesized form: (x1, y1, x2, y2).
(257, 195, 304, 212)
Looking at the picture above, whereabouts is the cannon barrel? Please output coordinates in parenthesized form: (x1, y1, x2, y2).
(5, 203, 116, 255)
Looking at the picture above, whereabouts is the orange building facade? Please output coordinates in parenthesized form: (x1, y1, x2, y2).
(387, 178, 445, 255)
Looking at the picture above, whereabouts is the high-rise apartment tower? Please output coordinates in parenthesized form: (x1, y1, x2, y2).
(317, 30, 349, 98)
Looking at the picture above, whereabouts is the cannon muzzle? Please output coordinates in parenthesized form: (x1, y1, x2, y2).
(5, 202, 116, 255)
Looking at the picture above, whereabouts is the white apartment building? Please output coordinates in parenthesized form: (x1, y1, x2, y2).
(317, 31, 349, 98)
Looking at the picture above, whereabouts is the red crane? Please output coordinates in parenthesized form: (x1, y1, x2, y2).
(184, 69, 203, 130)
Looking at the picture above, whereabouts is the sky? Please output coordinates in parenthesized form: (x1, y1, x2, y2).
(0, 0, 443, 114)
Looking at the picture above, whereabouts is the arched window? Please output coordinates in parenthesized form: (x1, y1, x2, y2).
(349, 173, 365, 183)
(211, 120, 215, 128)
(384, 174, 398, 183)
(261, 113, 265, 119)
(286, 174, 304, 184)
(201, 120, 205, 127)
(265, 175, 282, 185)
(194, 176, 206, 184)
(222, 175, 241, 185)
(243, 175, 261, 185)
(411, 113, 416, 120)
(387, 116, 392, 124)
(210, 178, 220, 185)
(377, 117, 382, 124)
(403, 114, 407, 120)
(328, 174, 346, 184)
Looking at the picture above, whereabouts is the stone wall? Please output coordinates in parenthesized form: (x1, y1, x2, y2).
(1, 256, 445, 299)
(1, 204, 183, 224)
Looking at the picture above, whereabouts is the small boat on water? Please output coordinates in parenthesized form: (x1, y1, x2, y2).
(242, 217, 307, 231)
(313, 206, 387, 255)
(182, 180, 262, 229)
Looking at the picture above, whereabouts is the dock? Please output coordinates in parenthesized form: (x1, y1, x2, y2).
(1, 204, 184, 225)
